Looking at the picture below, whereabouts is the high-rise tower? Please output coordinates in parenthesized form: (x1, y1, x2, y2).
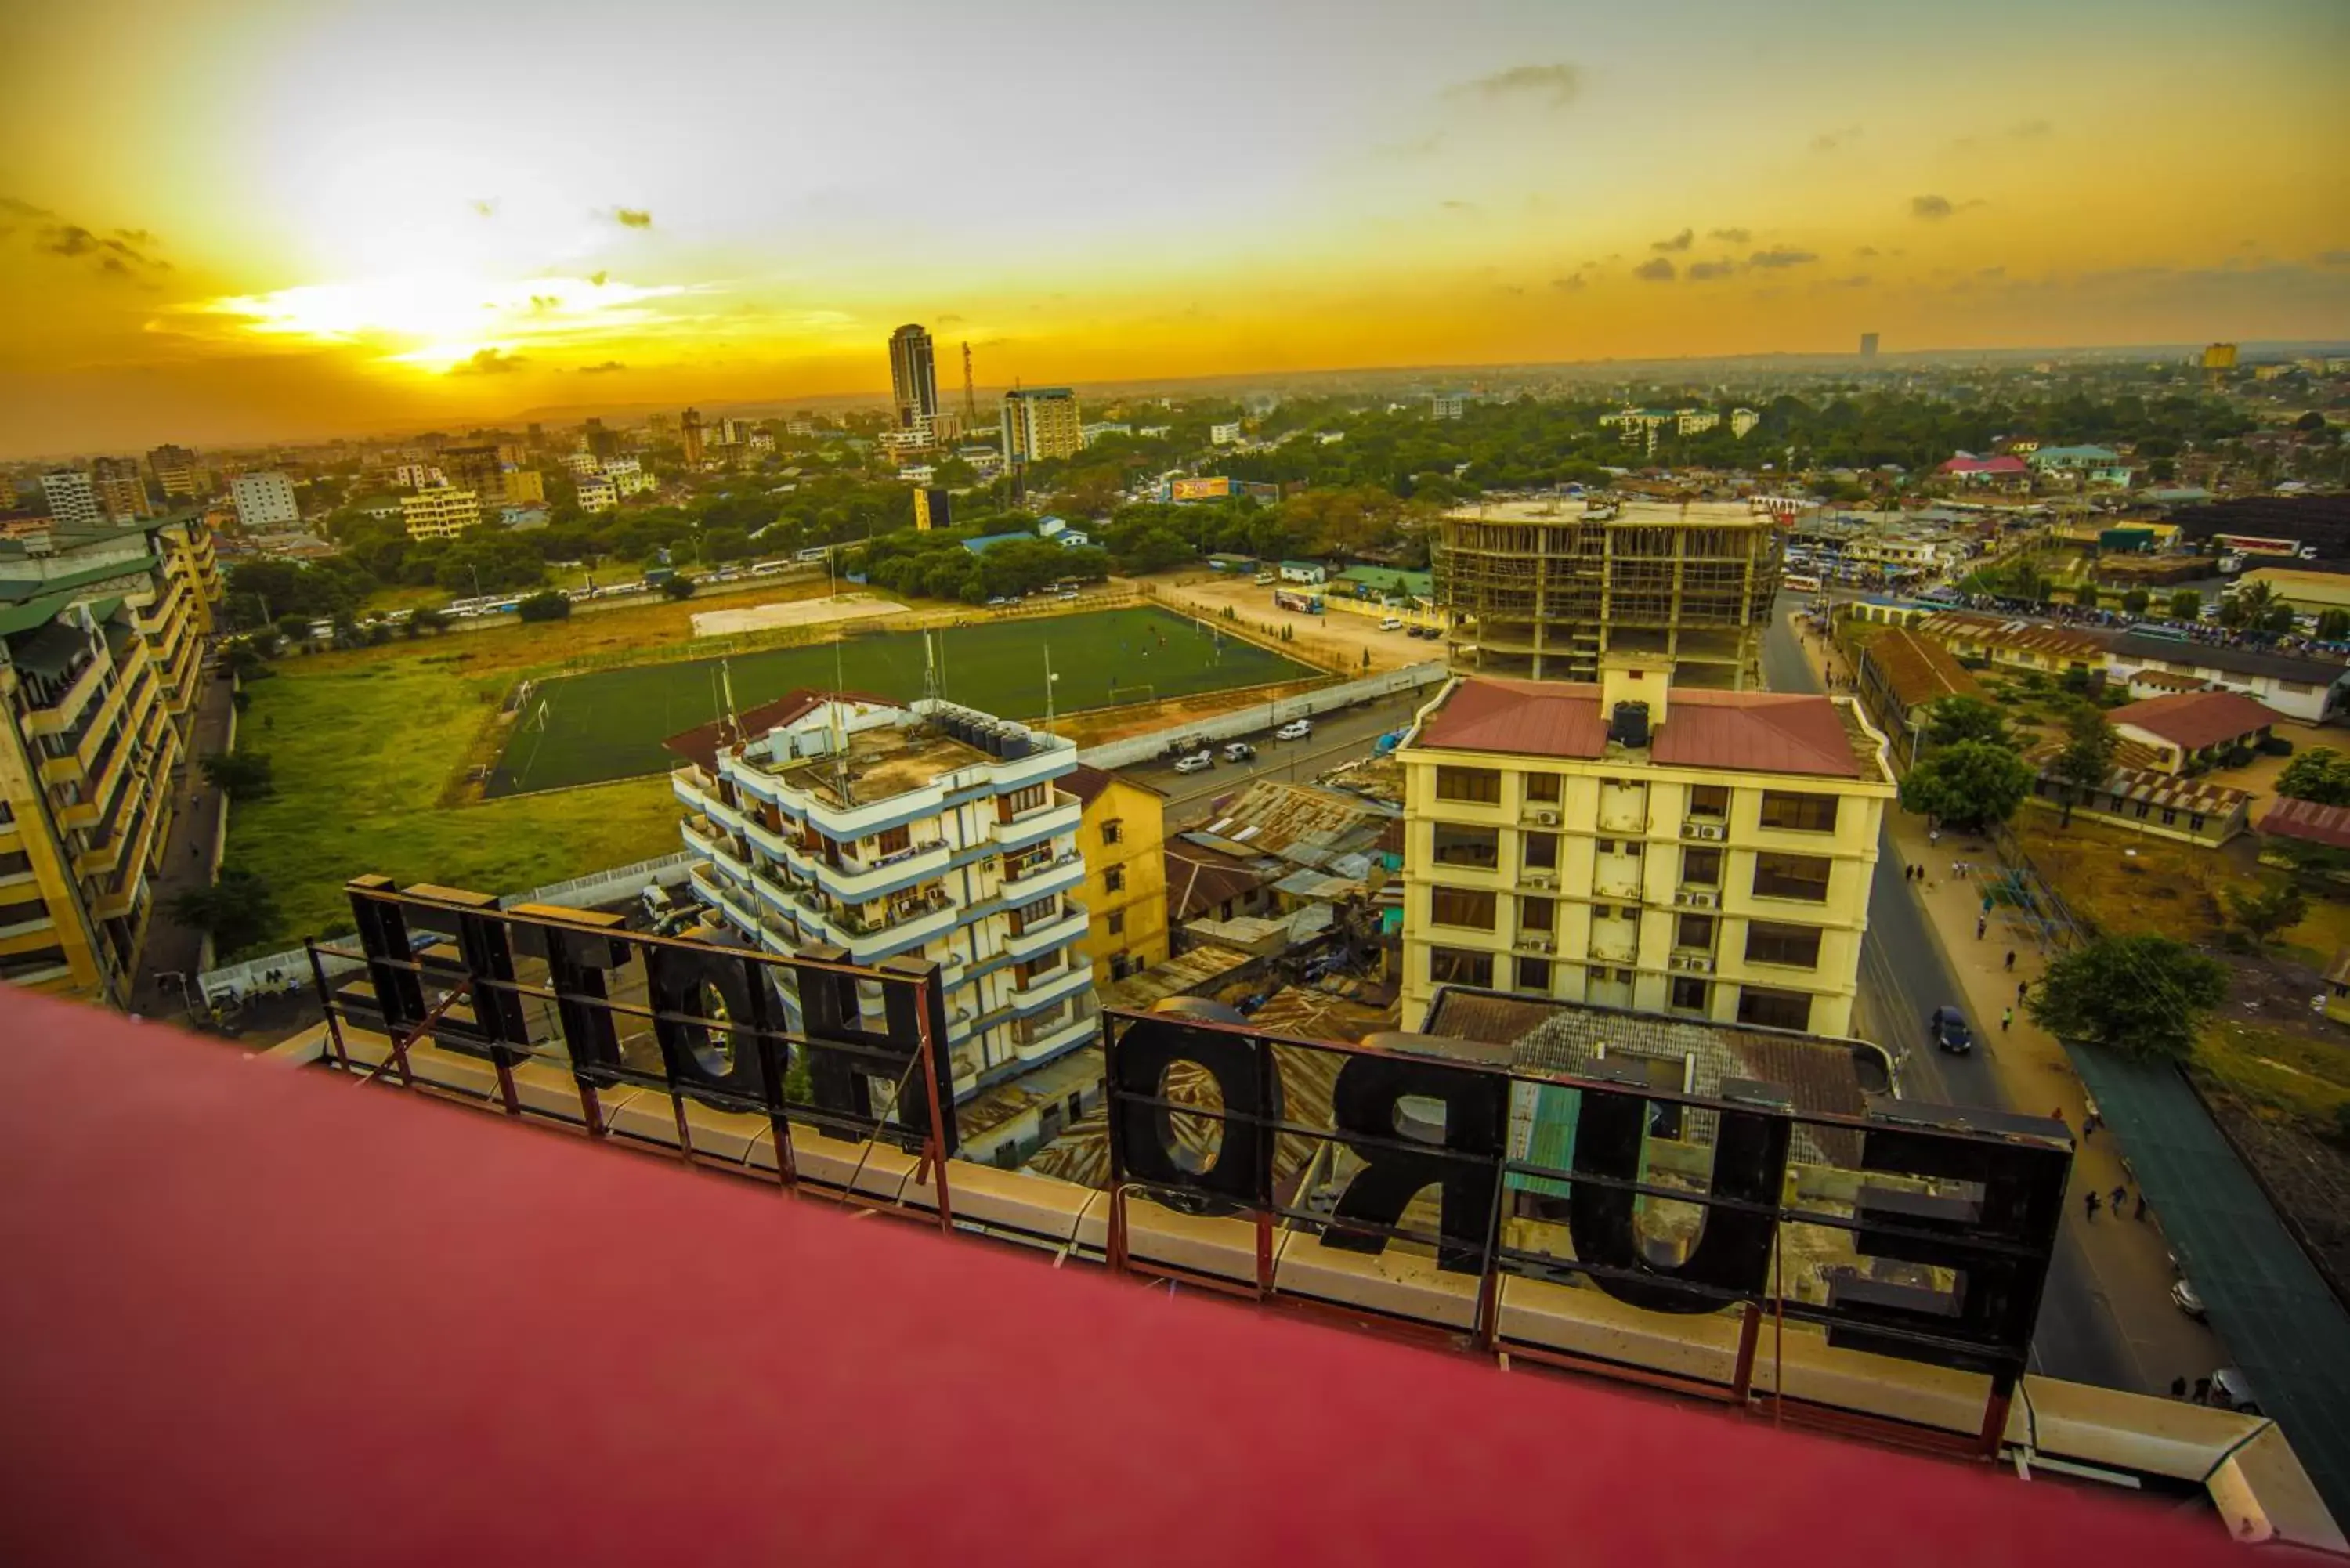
(888, 324, 939, 430)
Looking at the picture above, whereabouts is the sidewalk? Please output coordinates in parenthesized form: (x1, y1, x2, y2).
(1799, 617, 2224, 1394)
(130, 672, 235, 1022)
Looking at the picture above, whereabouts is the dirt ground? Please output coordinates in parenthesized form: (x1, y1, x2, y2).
(1141, 571, 1435, 677)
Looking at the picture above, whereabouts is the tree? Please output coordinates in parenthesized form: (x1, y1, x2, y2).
(2026, 933, 2229, 1062)
(1898, 739, 2034, 829)
(2294, 410, 2329, 433)
(2220, 580, 2294, 635)
(2318, 609, 2350, 641)
(168, 868, 281, 957)
(1924, 695, 2010, 750)
(2167, 589, 2204, 621)
(410, 606, 447, 635)
(2120, 587, 2151, 616)
(2277, 746, 2350, 806)
(663, 573, 697, 599)
(2073, 581, 2100, 609)
(200, 751, 274, 799)
(2049, 706, 2117, 826)
(2225, 876, 2308, 947)
(517, 591, 572, 622)
(219, 641, 273, 682)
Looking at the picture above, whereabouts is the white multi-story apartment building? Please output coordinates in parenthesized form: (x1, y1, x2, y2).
(1397, 657, 1896, 1035)
(230, 471, 301, 532)
(1430, 395, 1467, 421)
(670, 693, 1099, 1098)
(1209, 421, 1244, 446)
(560, 451, 603, 478)
(392, 464, 445, 490)
(400, 487, 483, 540)
(575, 475, 618, 512)
(40, 471, 104, 529)
(1676, 408, 1722, 436)
(1730, 407, 1762, 439)
(600, 457, 656, 497)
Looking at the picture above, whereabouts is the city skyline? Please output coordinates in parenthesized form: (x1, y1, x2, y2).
(2, 0, 2346, 454)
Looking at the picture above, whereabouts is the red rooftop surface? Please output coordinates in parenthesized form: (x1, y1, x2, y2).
(0, 991, 2265, 1567)
(1419, 677, 1864, 778)
(2263, 795, 2350, 851)
(2109, 688, 2284, 752)
(660, 686, 902, 771)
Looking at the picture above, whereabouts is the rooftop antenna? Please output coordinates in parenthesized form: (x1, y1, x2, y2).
(830, 636, 854, 805)
(922, 629, 942, 702)
(962, 341, 978, 425)
(1043, 640, 1059, 735)
(719, 656, 739, 742)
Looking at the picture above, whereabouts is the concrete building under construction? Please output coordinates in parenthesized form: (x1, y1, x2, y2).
(1435, 498, 1784, 689)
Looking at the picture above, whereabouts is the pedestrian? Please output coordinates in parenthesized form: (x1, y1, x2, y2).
(2135, 1193, 2147, 1221)
(2001, 1006, 2013, 1031)
(2017, 980, 2029, 1003)
(2171, 1376, 2189, 1399)
(2051, 1107, 2066, 1122)
(2110, 1184, 2126, 1212)
(1929, 826, 1941, 847)
(2084, 1111, 2100, 1136)
(2005, 949, 2016, 972)
(2193, 1376, 2211, 1404)
(2083, 1190, 2100, 1221)
(1976, 915, 1987, 940)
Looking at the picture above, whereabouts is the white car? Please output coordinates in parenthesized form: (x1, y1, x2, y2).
(1173, 751, 1215, 774)
(1275, 719, 1312, 741)
(1379, 617, 1403, 631)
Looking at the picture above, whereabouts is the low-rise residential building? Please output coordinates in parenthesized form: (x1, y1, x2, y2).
(599, 457, 656, 497)
(1430, 395, 1467, 421)
(1397, 657, 1895, 1035)
(1911, 611, 2112, 681)
(1853, 627, 1981, 772)
(2102, 630, 2350, 725)
(1729, 407, 1760, 438)
(1065, 764, 1169, 985)
(575, 475, 618, 513)
(230, 472, 301, 532)
(2029, 444, 2121, 474)
(400, 487, 483, 540)
(559, 452, 602, 478)
(2108, 689, 2283, 775)
(1, 515, 222, 1004)
(666, 692, 1098, 1099)
(2234, 567, 2350, 618)
(2025, 749, 2250, 847)
(1209, 421, 1245, 445)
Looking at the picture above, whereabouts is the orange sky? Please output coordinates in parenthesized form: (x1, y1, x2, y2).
(2, 0, 2346, 457)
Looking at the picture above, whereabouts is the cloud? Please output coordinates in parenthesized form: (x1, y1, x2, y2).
(1632, 257, 1676, 282)
(1551, 273, 1587, 292)
(1, 196, 54, 219)
(578, 360, 627, 374)
(1708, 227, 1751, 244)
(1687, 259, 1737, 281)
(1748, 248, 1817, 269)
(2008, 119, 2054, 140)
(613, 208, 653, 229)
(1651, 228, 1694, 252)
(42, 225, 99, 256)
(938, 313, 965, 325)
(448, 348, 526, 375)
(1444, 63, 1582, 107)
(1911, 194, 1955, 219)
(1819, 275, 1873, 290)
(1811, 126, 1862, 153)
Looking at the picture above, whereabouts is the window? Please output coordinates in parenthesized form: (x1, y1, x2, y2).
(1516, 956, 1552, 992)
(1103, 865, 1126, 894)
(1737, 986, 1813, 1031)
(1107, 910, 1125, 936)
(1519, 896, 1555, 934)
(1759, 791, 1839, 833)
(1001, 783, 1049, 818)
(2189, 812, 2206, 833)
(1744, 920, 1823, 970)
(1522, 830, 1559, 871)
(1015, 948, 1065, 985)
(1011, 894, 1058, 932)
(1668, 976, 1709, 1013)
(1429, 946, 1495, 988)
(1752, 852, 1831, 902)
(1436, 766, 1502, 804)
(1433, 823, 1501, 868)
(873, 824, 912, 857)
(1525, 772, 1561, 804)
(1676, 913, 1715, 949)
(1687, 784, 1729, 819)
(1682, 847, 1722, 887)
(1101, 818, 1123, 845)
(2160, 808, 2177, 826)
(1430, 887, 1498, 929)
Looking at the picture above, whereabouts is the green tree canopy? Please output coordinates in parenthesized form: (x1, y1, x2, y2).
(1924, 695, 2011, 750)
(2167, 589, 2204, 621)
(1897, 739, 2034, 830)
(2050, 705, 2118, 824)
(2026, 933, 2229, 1062)
(2225, 877, 2308, 947)
(2277, 746, 2350, 806)
(2318, 609, 2350, 642)
(168, 869, 282, 957)
(201, 752, 274, 799)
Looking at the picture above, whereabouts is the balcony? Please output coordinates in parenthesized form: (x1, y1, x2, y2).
(20, 649, 107, 739)
(992, 792, 1082, 852)
(1012, 1006, 1097, 1063)
(1004, 898, 1087, 959)
(1008, 960, 1092, 1014)
(809, 837, 952, 904)
(999, 848, 1084, 902)
(679, 816, 750, 880)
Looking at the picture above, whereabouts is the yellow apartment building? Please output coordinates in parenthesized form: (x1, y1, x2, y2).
(1065, 764, 1170, 985)
(1, 515, 220, 1003)
(1398, 656, 1894, 1035)
(400, 487, 484, 540)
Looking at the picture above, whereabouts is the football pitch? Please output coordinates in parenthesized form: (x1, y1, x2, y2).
(484, 606, 1314, 796)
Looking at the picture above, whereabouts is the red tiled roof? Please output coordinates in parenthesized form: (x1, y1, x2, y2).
(1937, 454, 2030, 475)
(1860, 627, 1979, 710)
(2261, 796, 2350, 850)
(2126, 668, 2208, 694)
(2109, 689, 2282, 752)
(1416, 679, 1861, 779)
(1166, 846, 1271, 919)
(1416, 677, 1609, 758)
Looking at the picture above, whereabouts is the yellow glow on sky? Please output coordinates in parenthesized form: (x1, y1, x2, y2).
(1, 0, 2345, 453)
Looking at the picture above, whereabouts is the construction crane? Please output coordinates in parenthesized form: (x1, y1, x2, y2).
(962, 341, 978, 425)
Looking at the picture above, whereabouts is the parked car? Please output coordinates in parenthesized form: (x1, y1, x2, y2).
(1222, 741, 1256, 762)
(2171, 1278, 2207, 1322)
(1928, 1005, 1972, 1054)
(1173, 751, 1215, 774)
(1275, 719, 1313, 741)
(1412, 625, 1443, 639)
(2207, 1367, 2261, 1415)
(1379, 617, 1404, 631)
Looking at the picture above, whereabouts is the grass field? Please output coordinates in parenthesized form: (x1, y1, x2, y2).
(486, 606, 1311, 795)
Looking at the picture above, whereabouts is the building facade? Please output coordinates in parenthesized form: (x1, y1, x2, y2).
(681, 407, 705, 467)
(230, 472, 301, 533)
(89, 457, 152, 522)
(400, 488, 483, 540)
(2, 515, 222, 1003)
(146, 445, 201, 498)
(668, 694, 1100, 1098)
(1065, 764, 1170, 985)
(1436, 499, 1783, 688)
(1002, 388, 1083, 465)
(1397, 661, 1893, 1035)
(41, 471, 103, 529)
(889, 324, 939, 431)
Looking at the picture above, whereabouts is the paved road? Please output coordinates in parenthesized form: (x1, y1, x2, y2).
(1125, 691, 1432, 823)
(1762, 599, 2135, 1389)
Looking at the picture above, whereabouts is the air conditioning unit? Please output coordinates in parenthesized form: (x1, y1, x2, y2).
(1697, 824, 1726, 842)
(1533, 810, 1560, 826)
(1680, 821, 1705, 840)
(1672, 889, 1701, 908)
(1670, 952, 1714, 974)
(1691, 892, 1717, 909)
(1520, 934, 1554, 953)
(1523, 872, 1556, 890)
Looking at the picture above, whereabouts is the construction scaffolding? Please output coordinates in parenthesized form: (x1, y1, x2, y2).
(1435, 498, 1785, 688)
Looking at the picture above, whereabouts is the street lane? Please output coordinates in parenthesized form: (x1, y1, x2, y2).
(1762, 599, 2132, 1388)
(1126, 691, 1434, 824)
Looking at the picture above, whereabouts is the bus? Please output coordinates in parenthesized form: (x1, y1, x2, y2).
(1782, 573, 1823, 594)
(1273, 587, 1323, 614)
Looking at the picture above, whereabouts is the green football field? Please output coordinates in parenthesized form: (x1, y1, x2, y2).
(485, 606, 1314, 796)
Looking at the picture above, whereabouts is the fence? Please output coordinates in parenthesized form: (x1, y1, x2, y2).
(1077, 662, 1449, 771)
